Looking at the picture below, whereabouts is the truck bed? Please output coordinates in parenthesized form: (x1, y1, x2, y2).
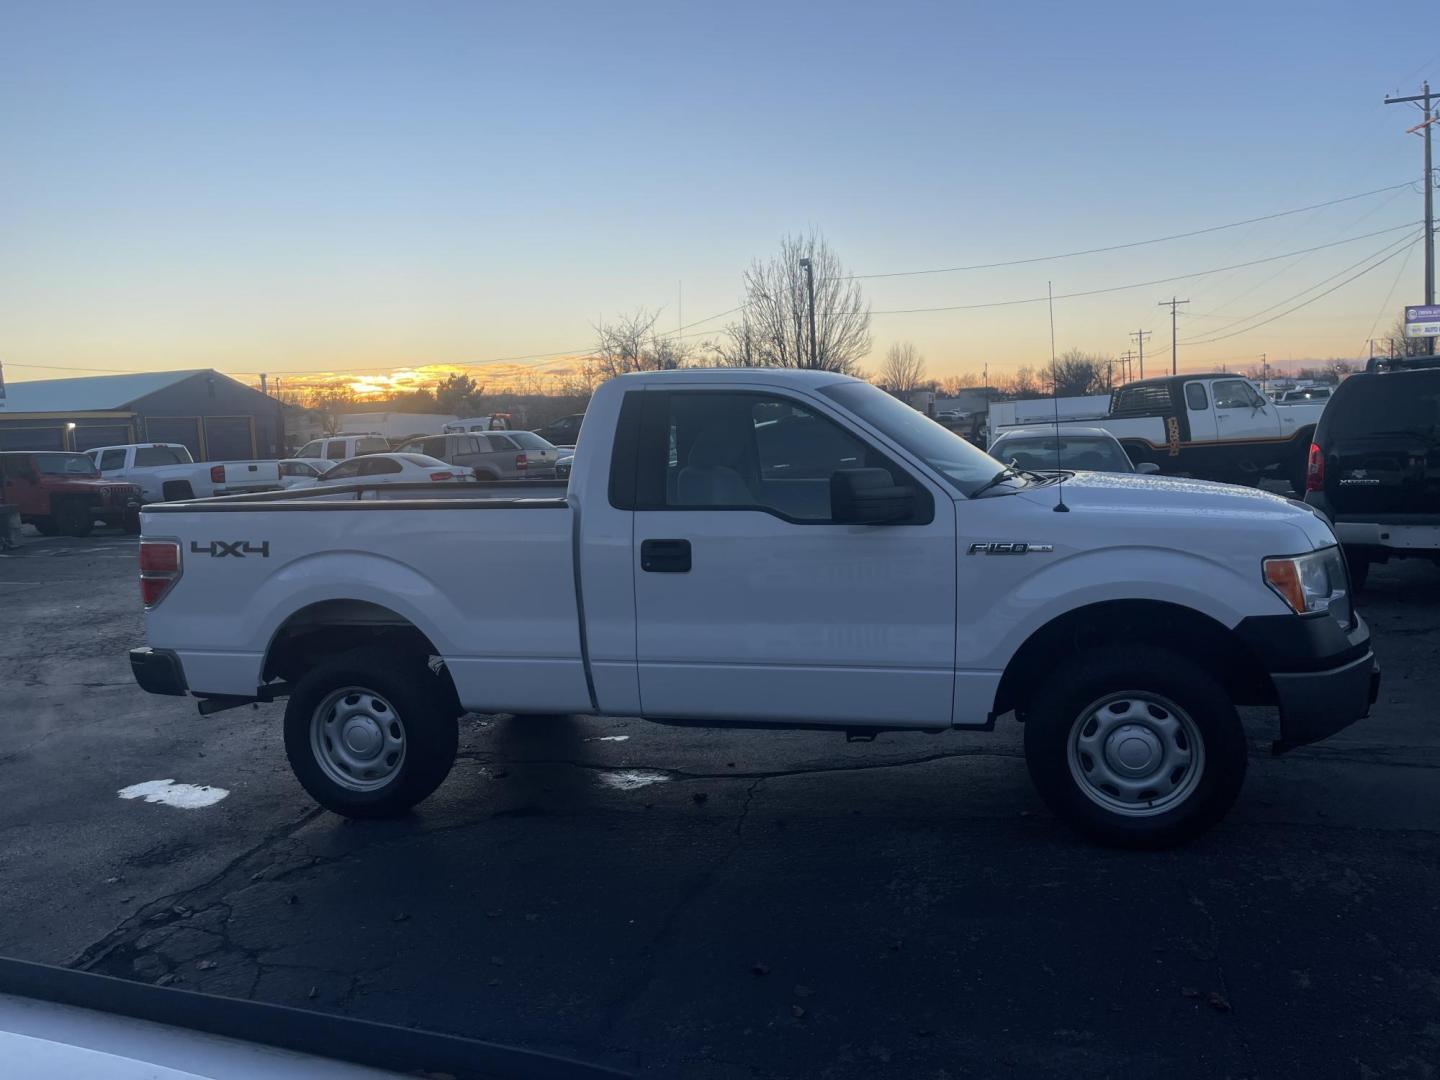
(140, 478, 587, 713)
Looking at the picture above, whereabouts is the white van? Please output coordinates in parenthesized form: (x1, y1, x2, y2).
(292, 433, 390, 464)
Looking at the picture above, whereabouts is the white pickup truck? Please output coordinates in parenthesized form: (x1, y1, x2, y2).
(128, 369, 1377, 847)
(89, 443, 282, 503)
(1091, 373, 1327, 489)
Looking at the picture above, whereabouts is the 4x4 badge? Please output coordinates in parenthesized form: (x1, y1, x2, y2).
(190, 541, 271, 558)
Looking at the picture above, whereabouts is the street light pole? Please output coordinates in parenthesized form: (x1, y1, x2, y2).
(799, 257, 818, 368)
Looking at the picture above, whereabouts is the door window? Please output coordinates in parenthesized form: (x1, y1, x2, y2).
(420, 436, 447, 458)
(1211, 380, 1254, 410)
(634, 391, 922, 523)
(134, 446, 190, 467)
(357, 437, 389, 455)
(296, 441, 322, 459)
(484, 434, 517, 451)
(98, 449, 127, 470)
(359, 457, 403, 475)
(325, 441, 348, 460)
(323, 458, 362, 480)
(1184, 382, 1209, 410)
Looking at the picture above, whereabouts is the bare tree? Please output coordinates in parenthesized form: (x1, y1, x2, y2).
(1388, 317, 1433, 359)
(998, 366, 1044, 400)
(877, 341, 927, 392)
(591, 309, 691, 381)
(712, 229, 871, 374)
(1045, 349, 1108, 397)
(935, 373, 983, 397)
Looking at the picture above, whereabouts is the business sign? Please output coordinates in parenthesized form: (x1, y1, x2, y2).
(1405, 304, 1440, 338)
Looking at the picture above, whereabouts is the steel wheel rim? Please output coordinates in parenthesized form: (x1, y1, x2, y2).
(1066, 691, 1205, 817)
(310, 687, 407, 792)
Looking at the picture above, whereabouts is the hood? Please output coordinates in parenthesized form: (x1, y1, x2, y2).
(1014, 471, 1335, 550)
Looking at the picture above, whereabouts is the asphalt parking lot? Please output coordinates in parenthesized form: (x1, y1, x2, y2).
(3, 526, 1439, 1079)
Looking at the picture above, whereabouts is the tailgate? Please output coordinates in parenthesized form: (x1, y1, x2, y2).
(222, 461, 281, 485)
(1324, 433, 1440, 516)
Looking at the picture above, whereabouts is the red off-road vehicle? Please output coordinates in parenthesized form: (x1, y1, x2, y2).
(0, 451, 142, 537)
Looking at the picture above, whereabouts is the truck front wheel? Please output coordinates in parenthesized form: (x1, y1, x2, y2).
(283, 647, 459, 819)
(1023, 646, 1247, 849)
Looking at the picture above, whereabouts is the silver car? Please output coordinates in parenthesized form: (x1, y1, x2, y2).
(393, 433, 555, 480)
(987, 425, 1160, 475)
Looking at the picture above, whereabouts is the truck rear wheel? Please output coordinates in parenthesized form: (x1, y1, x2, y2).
(1023, 646, 1247, 849)
(283, 647, 459, 819)
(56, 499, 94, 538)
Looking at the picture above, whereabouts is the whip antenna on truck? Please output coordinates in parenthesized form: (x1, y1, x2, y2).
(1048, 281, 1069, 513)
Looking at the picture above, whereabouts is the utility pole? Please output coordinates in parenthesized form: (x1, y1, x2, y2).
(1158, 297, 1189, 375)
(1385, 80, 1436, 356)
(1119, 349, 1136, 383)
(260, 373, 268, 395)
(1130, 329, 1152, 379)
(1105, 356, 1115, 391)
(798, 257, 818, 368)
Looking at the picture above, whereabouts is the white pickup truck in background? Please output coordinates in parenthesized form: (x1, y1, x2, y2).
(129, 368, 1377, 848)
(89, 443, 282, 503)
(1088, 373, 1327, 489)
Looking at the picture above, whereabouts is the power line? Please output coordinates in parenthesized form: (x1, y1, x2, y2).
(838, 182, 1417, 280)
(1178, 229, 1422, 344)
(832, 222, 1418, 316)
(1182, 236, 1422, 346)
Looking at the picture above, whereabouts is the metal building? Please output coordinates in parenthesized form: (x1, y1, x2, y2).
(0, 370, 283, 459)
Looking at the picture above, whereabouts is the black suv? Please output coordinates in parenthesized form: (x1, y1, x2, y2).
(1304, 364, 1440, 589)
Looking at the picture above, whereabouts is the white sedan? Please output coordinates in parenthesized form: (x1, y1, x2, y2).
(276, 458, 330, 489)
(313, 452, 477, 486)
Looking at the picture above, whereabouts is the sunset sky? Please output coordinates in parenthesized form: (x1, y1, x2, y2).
(1, 1, 1436, 395)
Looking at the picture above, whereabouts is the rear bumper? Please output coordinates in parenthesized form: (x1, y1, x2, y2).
(1234, 612, 1378, 752)
(129, 647, 188, 697)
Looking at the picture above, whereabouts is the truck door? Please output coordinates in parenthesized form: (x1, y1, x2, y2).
(1182, 381, 1218, 442)
(1211, 379, 1279, 442)
(627, 388, 957, 729)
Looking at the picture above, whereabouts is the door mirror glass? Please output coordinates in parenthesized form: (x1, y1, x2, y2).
(831, 468, 917, 524)
(1135, 461, 1161, 475)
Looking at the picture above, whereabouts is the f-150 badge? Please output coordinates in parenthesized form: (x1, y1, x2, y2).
(967, 542, 1054, 555)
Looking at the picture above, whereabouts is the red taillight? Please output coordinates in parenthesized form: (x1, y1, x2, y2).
(515, 453, 527, 470)
(210, 465, 225, 483)
(139, 540, 181, 608)
(1305, 443, 1324, 492)
(429, 471, 451, 482)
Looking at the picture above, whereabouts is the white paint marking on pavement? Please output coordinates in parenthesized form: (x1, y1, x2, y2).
(597, 769, 669, 791)
(118, 779, 229, 809)
(585, 735, 630, 742)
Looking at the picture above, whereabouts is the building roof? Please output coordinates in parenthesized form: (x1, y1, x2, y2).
(0, 370, 211, 413)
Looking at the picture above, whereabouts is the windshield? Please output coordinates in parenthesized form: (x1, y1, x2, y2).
(818, 381, 1003, 495)
(508, 431, 552, 450)
(993, 435, 1131, 472)
(33, 453, 100, 478)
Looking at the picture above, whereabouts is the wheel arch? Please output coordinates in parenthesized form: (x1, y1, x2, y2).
(262, 599, 461, 715)
(992, 599, 1273, 721)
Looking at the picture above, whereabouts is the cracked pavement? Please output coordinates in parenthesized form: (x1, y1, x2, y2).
(3, 529, 1440, 1078)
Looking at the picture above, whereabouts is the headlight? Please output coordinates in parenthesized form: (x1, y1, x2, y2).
(1263, 546, 1351, 627)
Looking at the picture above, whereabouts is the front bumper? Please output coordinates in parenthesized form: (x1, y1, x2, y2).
(129, 647, 188, 696)
(1234, 612, 1379, 753)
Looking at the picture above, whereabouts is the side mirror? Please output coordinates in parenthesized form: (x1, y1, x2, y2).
(831, 468, 916, 525)
(1135, 461, 1161, 475)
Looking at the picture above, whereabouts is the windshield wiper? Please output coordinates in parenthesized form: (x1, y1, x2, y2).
(971, 466, 1025, 496)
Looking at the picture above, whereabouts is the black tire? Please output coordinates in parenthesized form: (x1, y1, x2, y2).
(283, 647, 459, 819)
(1023, 646, 1247, 849)
(161, 480, 195, 501)
(1345, 549, 1371, 591)
(32, 517, 58, 536)
(56, 499, 94, 538)
(122, 509, 142, 535)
